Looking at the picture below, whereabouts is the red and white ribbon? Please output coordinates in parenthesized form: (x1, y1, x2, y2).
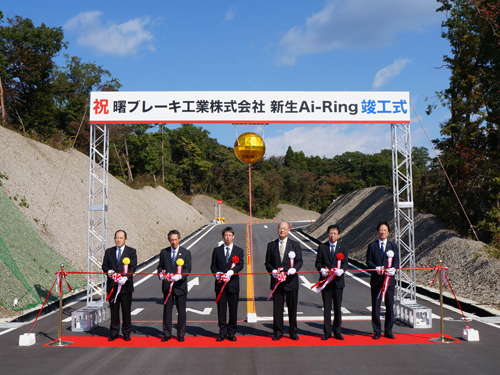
(430, 265, 449, 287)
(215, 273, 230, 303)
(312, 253, 344, 293)
(289, 251, 295, 269)
(112, 264, 128, 303)
(379, 251, 394, 301)
(106, 272, 121, 302)
(312, 268, 336, 293)
(55, 270, 72, 297)
(215, 256, 240, 303)
(267, 268, 286, 300)
(163, 272, 174, 305)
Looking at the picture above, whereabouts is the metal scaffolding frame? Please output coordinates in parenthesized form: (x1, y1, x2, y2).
(391, 122, 417, 303)
(86, 123, 109, 305)
(84, 122, 419, 307)
(84, 97, 422, 325)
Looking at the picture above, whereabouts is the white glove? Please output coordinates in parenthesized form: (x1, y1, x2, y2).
(320, 268, 329, 277)
(159, 272, 164, 281)
(226, 270, 234, 278)
(216, 272, 223, 281)
(272, 269, 278, 279)
(334, 268, 344, 277)
(171, 274, 182, 282)
(108, 270, 115, 277)
(376, 266, 384, 275)
(388, 267, 396, 276)
(118, 276, 127, 285)
(287, 268, 296, 275)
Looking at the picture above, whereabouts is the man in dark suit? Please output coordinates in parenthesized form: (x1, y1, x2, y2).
(157, 229, 192, 342)
(315, 224, 348, 340)
(265, 221, 303, 341)
(366, 222, 399, 339)
(102, 229, 138, 342)
(210, 226, 244, 342)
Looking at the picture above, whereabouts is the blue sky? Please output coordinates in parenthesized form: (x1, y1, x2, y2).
(2, 0, 450, 158)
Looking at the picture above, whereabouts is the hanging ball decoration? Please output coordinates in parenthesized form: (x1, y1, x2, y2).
(234, 132, 266, 164)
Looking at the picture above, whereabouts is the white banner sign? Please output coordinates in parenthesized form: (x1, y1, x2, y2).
(90, 91, 410, 124)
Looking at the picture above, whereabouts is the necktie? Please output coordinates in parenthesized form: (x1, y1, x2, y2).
(225, 247, 231, 263)
(380, 242, 385, 255)
(279, 241, 285, 263)
(117, 247, 121, 262)
(331, 244, 335, 260)
(171, 249, 176, 267)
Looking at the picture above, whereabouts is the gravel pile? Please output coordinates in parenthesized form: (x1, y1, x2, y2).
(304, 186, 500, 311)
(0, 126, 206, 271)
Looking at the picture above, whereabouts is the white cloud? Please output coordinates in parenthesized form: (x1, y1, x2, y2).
(263, 124, 392, 158)
(64, 11, 155, 57)
(225, 5, 237, 21)
(373, 58, 412, 89)
(278, 0, 442, 65)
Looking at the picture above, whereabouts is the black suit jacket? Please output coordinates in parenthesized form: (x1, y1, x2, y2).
(366, 240, 400, 287)
(315, 241, 348, 288)
(157, 246, 192, 296)
(102, 245, 138, 294)
(265, 238, 303, 291)
(210, 244, 245, 294)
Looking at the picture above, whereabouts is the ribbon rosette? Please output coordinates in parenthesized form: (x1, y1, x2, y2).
(312, 253, 344, 293)
(267, 268, 286, 301)
(288, 251, 295, 269)
(379, 250, 394, 301)
(176, 258, 184, 275)
(231, 256, 239, 270)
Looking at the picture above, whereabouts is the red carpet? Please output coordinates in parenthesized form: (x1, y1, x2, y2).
(45, 333, 460, 348)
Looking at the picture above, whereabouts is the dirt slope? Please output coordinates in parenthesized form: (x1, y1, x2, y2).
(304, 186, 500, 310)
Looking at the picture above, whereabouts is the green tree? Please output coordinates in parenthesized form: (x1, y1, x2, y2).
(0, 15, 67, 134)
(422, 0, 500, 243)
(53, 55, 121, 133)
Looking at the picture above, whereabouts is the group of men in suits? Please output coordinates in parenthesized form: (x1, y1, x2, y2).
(102, 221, 399, 342)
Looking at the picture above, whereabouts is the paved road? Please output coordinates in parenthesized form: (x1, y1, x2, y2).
(1, 222, 500, 374)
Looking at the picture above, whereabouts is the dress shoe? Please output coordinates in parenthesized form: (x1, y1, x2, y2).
(178, 336, 185, 342)
(384, 333, 395, 339)
(321, 333, 331, 340)
(290, 335, 299, 341)
(123, 335, 131, 341)
(161, 336, 171, 342)
(334, 334, 344, 340)
(373, 332, 381, 340)
(227, 336, 237, 342)
(108, 335, 118, 342)
(272, 334, 283, 341)
(216, 334, 226, 342)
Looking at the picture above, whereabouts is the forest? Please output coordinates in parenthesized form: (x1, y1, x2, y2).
(1, 1, 499, 249)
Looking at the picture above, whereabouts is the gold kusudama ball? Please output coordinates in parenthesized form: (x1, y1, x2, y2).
(234, 132, 266, 164)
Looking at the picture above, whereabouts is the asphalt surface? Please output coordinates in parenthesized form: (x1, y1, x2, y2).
(1, 222, 500, 375)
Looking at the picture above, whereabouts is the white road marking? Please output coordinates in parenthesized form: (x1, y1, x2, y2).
(131, 308, 144, 315)
(288, 232, 317, 254)
(255, 315, 373, 322)
(186, 224, 217, 250)
(299, 275, 316, 291)
(186, 307, 212, 315)
(188, 277, 199, 292)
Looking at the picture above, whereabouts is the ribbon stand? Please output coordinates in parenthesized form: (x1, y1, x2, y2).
(47, 264, 73, 347)
(429, 261, 457, 343)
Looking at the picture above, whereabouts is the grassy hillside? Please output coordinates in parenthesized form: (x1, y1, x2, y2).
(0, 187, 86, 312)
